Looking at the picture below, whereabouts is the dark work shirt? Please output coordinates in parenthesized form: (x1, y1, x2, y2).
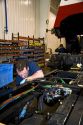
(16, 61, 41, 86)
(55, 47, 67, 53)
(58, 48, 67, 53)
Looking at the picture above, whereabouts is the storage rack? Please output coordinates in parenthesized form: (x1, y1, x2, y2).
(0, 39, 19, 63)
(12, 33, 45, 67)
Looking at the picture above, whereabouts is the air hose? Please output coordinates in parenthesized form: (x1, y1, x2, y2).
(60, 78, 66, 84)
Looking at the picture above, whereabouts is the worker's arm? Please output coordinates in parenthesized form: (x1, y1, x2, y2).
(26, 70, 44, 81)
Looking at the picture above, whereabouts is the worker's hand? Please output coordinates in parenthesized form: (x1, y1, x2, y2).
(25, 77, 33, 81)
(20, 79, 26, 84)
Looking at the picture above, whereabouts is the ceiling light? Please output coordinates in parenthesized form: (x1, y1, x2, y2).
(21, 0, 31, 5)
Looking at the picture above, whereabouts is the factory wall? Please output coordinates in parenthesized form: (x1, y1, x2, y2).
(46, 12, 66, 54)
(0, 0, 40, 39)
(0, 0, 51, 39)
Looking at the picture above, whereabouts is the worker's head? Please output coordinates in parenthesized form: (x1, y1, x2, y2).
(59, 44, 64, 48)
(16, 60, 29, 78)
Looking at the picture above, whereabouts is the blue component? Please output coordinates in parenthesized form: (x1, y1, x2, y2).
(19, 104, 27, 119)
(0, 64, 13, 88)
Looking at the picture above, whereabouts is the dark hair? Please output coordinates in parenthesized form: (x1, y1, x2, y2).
(60, 44, 63, 47)
(16, 60, 28, 71)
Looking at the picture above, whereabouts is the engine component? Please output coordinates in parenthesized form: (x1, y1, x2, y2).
(43, 87, 72, 106)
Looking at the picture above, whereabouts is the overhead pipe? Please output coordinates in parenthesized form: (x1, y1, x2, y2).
(4, 0, 8, 34)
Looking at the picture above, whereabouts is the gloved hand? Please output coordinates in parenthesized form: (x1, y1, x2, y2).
(20, 79, 26, 85)
(20, 77, 33, 85)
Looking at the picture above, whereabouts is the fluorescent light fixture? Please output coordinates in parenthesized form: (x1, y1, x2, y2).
(21, 0, 31, 5)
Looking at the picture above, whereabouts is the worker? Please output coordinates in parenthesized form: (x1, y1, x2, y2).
(15, 60, 44, 86)
(55, 44, 67, 53)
